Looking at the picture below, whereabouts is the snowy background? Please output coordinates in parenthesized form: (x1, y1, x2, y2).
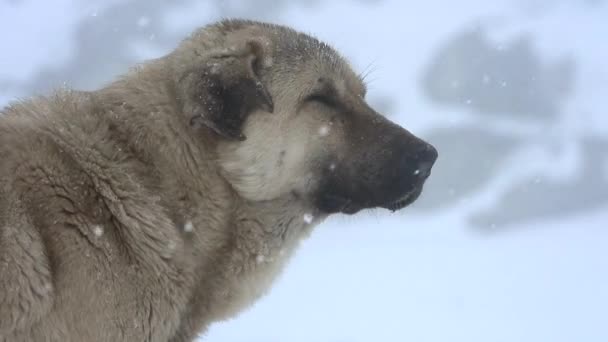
(1, 1, 607, 341)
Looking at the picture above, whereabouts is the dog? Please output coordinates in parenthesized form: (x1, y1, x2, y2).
(0, 19, 437, 341)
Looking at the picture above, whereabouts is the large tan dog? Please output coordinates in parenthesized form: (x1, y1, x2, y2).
(0, 19, 437, 341)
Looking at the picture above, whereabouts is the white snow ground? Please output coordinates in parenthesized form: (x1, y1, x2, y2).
(1, 1, 607, 341)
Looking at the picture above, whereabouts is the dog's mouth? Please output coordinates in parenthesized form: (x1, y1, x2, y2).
(380, 185, 424, 212)
(317, 184, 425, 215)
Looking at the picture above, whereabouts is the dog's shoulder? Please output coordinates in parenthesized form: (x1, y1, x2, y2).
(0, 91, 188, 338)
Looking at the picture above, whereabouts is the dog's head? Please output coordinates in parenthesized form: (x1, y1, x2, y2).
(173, 20, 437, 215)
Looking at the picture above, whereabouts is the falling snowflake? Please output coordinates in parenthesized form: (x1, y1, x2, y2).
(303, 213, 314, 224)
(93, 225, 104, 237)
(319, 125, 330, 137)
(184, 221, 194, 232)
(137, 16, 150, 28)
(256, 254, 266, 264)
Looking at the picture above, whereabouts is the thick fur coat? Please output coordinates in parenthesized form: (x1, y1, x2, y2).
(0, 19, 437, 341)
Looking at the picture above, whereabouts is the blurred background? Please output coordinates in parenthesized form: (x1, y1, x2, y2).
(1, 1, 607, 341)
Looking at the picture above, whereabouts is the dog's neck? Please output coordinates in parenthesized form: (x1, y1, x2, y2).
(98, 60, 205, 155)
(97, 61, 224, 194)
(196, 194, 326, 323)
(234, 194, 325, 255)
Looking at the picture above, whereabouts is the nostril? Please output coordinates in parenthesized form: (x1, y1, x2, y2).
(411, 144, 437, 179)
(414, 160, 434, 179)
(418, 143, 438, 164)
(395, 141, 438, 180)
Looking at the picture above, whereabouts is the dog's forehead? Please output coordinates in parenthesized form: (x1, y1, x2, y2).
(211, 19, 366, 97)
(269, 31, 365, 96)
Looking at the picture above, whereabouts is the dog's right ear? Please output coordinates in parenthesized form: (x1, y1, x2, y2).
(179, 40, 274, 141)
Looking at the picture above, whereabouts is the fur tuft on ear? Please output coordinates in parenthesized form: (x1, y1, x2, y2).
(179, 39, 274, 141)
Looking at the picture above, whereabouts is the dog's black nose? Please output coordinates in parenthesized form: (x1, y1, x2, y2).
(411, 143, 438, 179)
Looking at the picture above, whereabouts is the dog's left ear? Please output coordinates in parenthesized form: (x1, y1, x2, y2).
(180, 40, 274, 141)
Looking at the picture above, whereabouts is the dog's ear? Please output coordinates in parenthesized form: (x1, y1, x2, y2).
(180, 40, 274, 141)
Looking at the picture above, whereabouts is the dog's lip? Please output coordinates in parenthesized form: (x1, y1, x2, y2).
(334, 187, 423, 214)
(317, 184, 425, 215)
(381, 185, 423, 212)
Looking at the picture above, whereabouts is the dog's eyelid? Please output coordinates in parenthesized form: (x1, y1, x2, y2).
(305, 93, 337, 108)
(306, 81, 341, 108)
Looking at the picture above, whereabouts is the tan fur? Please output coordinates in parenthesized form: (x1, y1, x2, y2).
(0, 19, 430, 341)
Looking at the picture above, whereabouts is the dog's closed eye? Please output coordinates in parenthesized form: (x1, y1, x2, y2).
(305, 93, 338, 108)
(303, 77, 343, 110)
